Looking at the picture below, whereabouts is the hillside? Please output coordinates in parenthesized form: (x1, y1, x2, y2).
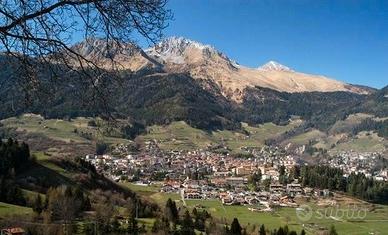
(0, 114, 300, 153)
(0, 138, 161, 234)
(355, 85, 388, 117)
(142, 119, 302, 152)
(0, 66, 380, 133)
(1, 114, 386, 155)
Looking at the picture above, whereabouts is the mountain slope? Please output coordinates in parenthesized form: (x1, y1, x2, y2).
(354, 85, 388, 117)
(70, 38, 162, 72)
(143, 37, 372, 101)
(62, 37, 371, 103)
(69, 37, 372, 101)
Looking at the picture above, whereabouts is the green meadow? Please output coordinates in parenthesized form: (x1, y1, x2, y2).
(142, 119, 302, 152)
(0, 202, 33, 218)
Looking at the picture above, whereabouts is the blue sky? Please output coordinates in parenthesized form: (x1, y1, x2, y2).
(138, 0, 388, 89)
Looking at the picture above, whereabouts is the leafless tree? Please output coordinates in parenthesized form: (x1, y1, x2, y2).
(0, 0, 172, 117)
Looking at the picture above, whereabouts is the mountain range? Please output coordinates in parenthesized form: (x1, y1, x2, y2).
(0, 36, 386, 134)
(72, 37, 373, 102)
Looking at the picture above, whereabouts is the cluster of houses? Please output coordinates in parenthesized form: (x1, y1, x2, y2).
(83, 140, 387, 212)
(179, 180, 303, 207)
(322, 151, 388, 181)
(85, 142, 301, 183)
(161, 177, 332, 210)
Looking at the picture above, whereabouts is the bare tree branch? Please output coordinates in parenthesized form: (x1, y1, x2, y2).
(0, 0, 172, 119)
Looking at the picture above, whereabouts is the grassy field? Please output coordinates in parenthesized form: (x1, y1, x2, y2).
(143, 121, 214, 150)
(182, 199, 388, 235)
(0, 114, 130, 145)
(331, 132, 386, 153)
(119, 182, 162, 197)
(0, 202, 33, 218)
(184, 200, 295, 230)
(287, 129, 327, 146)
(119, 182, 180, 205)
(143, 120, 302, 152)
(289, 128, 387, 154)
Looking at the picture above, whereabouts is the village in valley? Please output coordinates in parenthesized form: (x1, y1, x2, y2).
(84, 140, 388, 212)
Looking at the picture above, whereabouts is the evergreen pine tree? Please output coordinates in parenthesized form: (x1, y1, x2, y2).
(32, 194, 43, 214)
(329, 225, 338, 235)
(180, 210, 195, 235)
(276, 227, 285, 235)
(259, 224, 266, 235)
(165, 198, 179, 223)
(230, 218, 242, 235)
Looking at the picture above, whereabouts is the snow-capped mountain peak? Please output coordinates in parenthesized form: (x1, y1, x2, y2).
(145, 36, 233, 65)
(71, 38, 143, 60)
(147, 36, 215, 53)
(258, 60, 294, 72)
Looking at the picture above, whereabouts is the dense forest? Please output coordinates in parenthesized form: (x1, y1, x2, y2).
(352, 118, 388, 137)
(242, 87, 366, 130)
(0, 138, 31, 205)
(0, 138, 30, 175)
(353, 85, 388, 118)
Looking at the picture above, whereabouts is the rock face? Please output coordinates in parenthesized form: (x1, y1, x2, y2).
(70, 38, 160, 72)
(71, 37, 372, 102)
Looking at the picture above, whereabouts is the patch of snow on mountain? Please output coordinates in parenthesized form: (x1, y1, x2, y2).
(145, 36, 232, 64)
(258, 60, 294, 72)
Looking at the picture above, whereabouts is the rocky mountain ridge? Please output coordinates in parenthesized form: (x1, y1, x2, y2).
(70, 37, 373, 102)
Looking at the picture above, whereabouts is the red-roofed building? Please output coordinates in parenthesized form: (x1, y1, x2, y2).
(1, 227, 25, 235)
